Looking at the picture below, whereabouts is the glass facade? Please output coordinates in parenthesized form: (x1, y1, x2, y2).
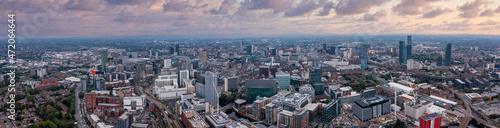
(276, 74, 291, 90)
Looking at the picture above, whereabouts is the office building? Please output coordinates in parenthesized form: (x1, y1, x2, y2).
(399, 41, 406, 64)
(170, 47, 175, 54)
(271, 48, 278, 56)
(223, 77, 238, 92)
(407, 35, 412, 60)
(279, 108, 309, 128)
(309, 68, 321, 85)
(436, 56, 442, 66)
(82, 78, 87, 92)
(118, 112, 133, 128)
(276, 72, 291, 90)
(131, 123, 149, 128)
(329, 46, 336, 55)
(259, 66, 270, 78)
(181, 110, 210, 128)
(445, 43, 451, 66)
(204, 72, 219, 106)
(164, 59, 172, 68)
(312, 83, 324, 96)
(245, 79, 277, 103)
(282, 93, 312, 112)
(178, 70, 189, 88)
(299, 84, 315, 100)
(360, 43, 368, 70)
(247, 45, 253, 55)
(153, 74, 187, 100)
(205, 112, 232, 128)
(123, 96, 146, 111)
(353, 95, 391, 122)
(176, 44, 180, 54)
(101, 50, 108, 72)
(321, 99, 341, 123)
(199, 51, 207, 62)
(323, 43, 327, 50)
(419, 113, 441, 128)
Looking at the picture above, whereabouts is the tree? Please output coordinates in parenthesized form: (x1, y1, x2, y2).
(79, 92, 84, 99)
(389, 119, 406, 128)
(48, 120, 58, 128)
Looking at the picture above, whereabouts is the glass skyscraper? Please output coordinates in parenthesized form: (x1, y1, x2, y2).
(399, 41, 406, 64)
(360, 43, 368, 70)
(445, 43, 452, 66)
(276, 73, 290, 90)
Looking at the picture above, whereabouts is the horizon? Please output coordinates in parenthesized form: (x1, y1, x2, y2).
(2, 0, 500, 38)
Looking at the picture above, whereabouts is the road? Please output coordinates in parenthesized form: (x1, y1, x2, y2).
(137, 82, 183, 128)
(447, 85, 497, 128)
(0, 112, 15, 127)
(75, 84, 88, 128)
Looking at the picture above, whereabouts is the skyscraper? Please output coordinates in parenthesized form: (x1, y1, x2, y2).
(407, 35, 412, 60)
(329, 46, 336, 55)
(247, 45, 253, 55)
(445, 43, 451, 66)
(178, 70, 189, 88)
(205, 72, 218, 106)
(310, 68, 322, 85)
(399, 41, 406, 64)
(170, 47, 175, 54)
(360, 43, 368, 70)
(245, 79, 277, 103)
(323, 43, 327, 50)
(101, 50, 108, 72)
(176, 44, 180, 54)
(199, 51, 207, 62)
(436, 56, 442, 66)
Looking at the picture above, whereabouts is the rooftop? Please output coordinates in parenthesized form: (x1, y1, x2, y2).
(420, 113, 441, 121)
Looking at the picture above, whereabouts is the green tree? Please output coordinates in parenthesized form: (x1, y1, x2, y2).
(78, 92, 84, 99)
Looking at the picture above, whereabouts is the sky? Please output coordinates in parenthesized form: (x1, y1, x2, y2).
(2, 0, 500, 38)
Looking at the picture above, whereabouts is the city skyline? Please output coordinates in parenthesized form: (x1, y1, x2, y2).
(2, 0, 500, 38)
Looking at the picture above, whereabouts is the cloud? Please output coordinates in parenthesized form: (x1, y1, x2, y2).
(495, 6, 500, 13)
(422, 8, 452, 18)
(444, 20, 471, 30)
(457, 0, 491, 18)
(284, 0, 327, 17)
(392, 0, 442, 16)
(236, 0, 293, 16)
(163, 0, 191, 12)
(478, 19, 498, 25)
(64, 0, 103, 11)
(318, 1, 335, 16)
(334, 0, 391, 15)
(210, 0, 237, 14)
(361, 10, 387, 21)
(480, 9, 495, 17)
(105, 0, 149, 5)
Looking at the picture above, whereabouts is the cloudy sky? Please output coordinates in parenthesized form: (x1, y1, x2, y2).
(2, 0, 500, 38)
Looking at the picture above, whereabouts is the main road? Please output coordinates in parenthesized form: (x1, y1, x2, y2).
(136, 83, 183, 128)
(75, 83, 88, 128)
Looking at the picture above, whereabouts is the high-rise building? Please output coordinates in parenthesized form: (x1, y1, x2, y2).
(82, 78, 87, 92)
(321, 99, 341, 123)
(101, 50, 108, 72)
(329, 46, 336, 55)
(223, 77, 238, 92)
(309, 68, 321, 85)
(176, 44, 180, 54)
(279, 108, 309, 128)
(164, 59, 172, 68)
(419, 113, 441, 128)
(407, 35, 412, 60)
(245, 79, 277, 103)
(205, 72, 218, 106)
(436, 56, 442, 66)
(170, 47, 175, 54)
(399, 41, 406, 64)
(247, 45, 253, 55)
(323, 43, 327, 50)
(276, 73, 291, 90)
(445, 43, 451, 66)
(178, 70, 189, 88)
(360, 43, 368, 70)
(271, 48, 277, 56)
(259, 66, 270, 78)
(199, 51, 207, 62)
(118, 112, 133, 128)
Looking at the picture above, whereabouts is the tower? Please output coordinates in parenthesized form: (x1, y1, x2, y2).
(101, 50, 108, 72)
(360, 43, 368, 70)
(407, 35, 412, 59)
(399, 41, 406, 64)
(444, 43, 451, 66)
